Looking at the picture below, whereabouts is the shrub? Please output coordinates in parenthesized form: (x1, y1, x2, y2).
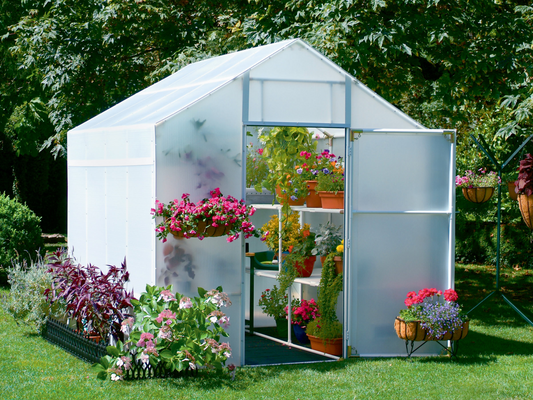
(0, 194, 44, 283)
(1, 255, 66, 334)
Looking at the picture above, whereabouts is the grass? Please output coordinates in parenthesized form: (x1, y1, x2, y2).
(1, 263, 533, 400)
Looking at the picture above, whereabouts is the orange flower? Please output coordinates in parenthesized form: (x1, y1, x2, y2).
(288, 245, 294, 253)
(303, 230, 310, 238)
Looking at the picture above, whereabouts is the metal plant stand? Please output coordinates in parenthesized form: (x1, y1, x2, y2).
(465, 134, 533, 326)
(404, 338, 462, 359)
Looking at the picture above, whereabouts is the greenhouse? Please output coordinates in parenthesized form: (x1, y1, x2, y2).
(67, 39, 456, 366)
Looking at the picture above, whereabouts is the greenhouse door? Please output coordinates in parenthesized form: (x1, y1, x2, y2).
(345, 129, 455, 356)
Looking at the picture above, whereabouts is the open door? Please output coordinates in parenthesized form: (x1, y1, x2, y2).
(345, 129, 455, 356)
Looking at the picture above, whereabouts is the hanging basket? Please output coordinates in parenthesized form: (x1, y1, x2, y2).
(317, 191, 344, 209)
(507, 182, 518, 201)
(394, 318, 469, 341)
(461, 187, 494, 203)
(305, 180, 322, 208)
(518, 194, 533, 229)
(170, 221, 234, 239)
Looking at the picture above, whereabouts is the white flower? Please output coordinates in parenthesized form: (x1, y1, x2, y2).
(110, 374, 121, 381)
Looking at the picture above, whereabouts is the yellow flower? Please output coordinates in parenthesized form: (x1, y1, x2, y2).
(336, 244, 344, 253)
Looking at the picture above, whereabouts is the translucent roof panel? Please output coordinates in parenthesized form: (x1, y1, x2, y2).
(72, 40, 297, 132)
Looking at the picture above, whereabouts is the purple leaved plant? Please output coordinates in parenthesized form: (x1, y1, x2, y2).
(44, 249, 135, 342)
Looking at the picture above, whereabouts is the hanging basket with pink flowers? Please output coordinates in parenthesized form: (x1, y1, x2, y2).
(151, 188, 258, 242)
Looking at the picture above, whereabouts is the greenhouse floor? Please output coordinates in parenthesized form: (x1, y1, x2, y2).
(244, 326, 332, 366)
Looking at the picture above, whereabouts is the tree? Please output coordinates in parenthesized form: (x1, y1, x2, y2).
(240, 0, 533, 138)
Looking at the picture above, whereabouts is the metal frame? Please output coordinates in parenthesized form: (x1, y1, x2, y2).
(465, 134, 533, 326)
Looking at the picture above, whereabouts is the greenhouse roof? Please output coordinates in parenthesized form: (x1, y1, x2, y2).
(71, 38, 422, 133)
(72, 40, 307, 131)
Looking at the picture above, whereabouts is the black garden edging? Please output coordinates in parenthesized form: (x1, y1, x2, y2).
(43, 318, 108, 364)
(43, 318, 197, 380)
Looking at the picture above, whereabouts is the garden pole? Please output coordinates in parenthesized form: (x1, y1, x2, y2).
(465, 134, 533, 327)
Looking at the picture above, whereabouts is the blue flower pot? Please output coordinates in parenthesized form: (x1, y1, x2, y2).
(293, 324, 310, 344)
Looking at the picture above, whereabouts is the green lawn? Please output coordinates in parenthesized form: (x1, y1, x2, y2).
(1, 263, 533, 400)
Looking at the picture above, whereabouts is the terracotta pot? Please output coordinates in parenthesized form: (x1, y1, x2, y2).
(320, 255, 327, 266)
(294, 255, 316, 277)
(518, 194, 533, 229)
(275, 185, 305, 206)
(507, 181, 518, 201)
(333, 256, 343, 274)
(305, 180, 322, 208)
(317, 191, 344, 209)
(461, 187, 494, 203)
(394, 318, 469, 341)
(307, 334, 343, 356)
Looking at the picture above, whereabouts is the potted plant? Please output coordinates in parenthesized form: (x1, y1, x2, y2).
(394, 288, 469, 343)
(259, 212, 311, 257)
(256, 126, 318, 205)
(281, 228, 317, 280)
(311, 222, 343, 266)
(305, 253, 344, 355)
(284, 298, 319, 344)
(314, 151, 345, 209)
(246, 143, 275, 204)
(334, 240, 344, 274)
(294, 150, 322, 207)
(514, 154, 533, 228)
(152, 188, 258, 242)
(258, 285, 296, 337)
(455, 168, 500, 203)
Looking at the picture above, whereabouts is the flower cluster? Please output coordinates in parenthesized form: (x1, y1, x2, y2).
(455, 168, 500, 188)
(151, 188, 258, 243)
(314, 150, 345, 192)
(260, 212, 311, 254)
(399, 287, 467, 339)
(284, 298, 320, 326)
(93, 285, 233, 381)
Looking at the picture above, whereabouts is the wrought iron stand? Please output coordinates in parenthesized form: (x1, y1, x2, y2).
(465, 134, 533, 326)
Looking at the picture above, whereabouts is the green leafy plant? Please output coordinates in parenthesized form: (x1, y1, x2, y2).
(1, 255, 66, 334)
(309, 252, 343, 340)
(0, 193, 44, 283)
(311, 222, 343, 258)
(93, 284, 233, 381)
(246, 143, 269, 188)
(258, 285, 291, 319)
(256, 126, 317, 202)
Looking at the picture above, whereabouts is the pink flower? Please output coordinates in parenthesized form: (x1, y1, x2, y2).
(156, 309, 176, 325)
(160, 290, 176, 302)
(136, 332, 154, 348)
(179, 297, 193, 309)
